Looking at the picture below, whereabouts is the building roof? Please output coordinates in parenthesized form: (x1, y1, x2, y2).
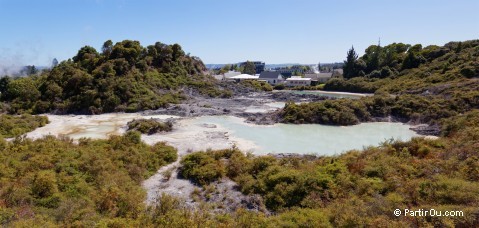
(224, 71, 241, 78)
(304, 73, 332, 80)
(333, 69, 343, 74)
(212, 75, 224, 80)
(286, 76, 311, 81)
(229, 74, 259, 79)
(259, 71, 283, 79)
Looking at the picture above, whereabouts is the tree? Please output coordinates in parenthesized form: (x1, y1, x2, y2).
(171, 43, 185, 61)
(102, 40, 113, 56)
(110, 40, 143, 65)
(52, 58, 59, 68)
(363, 45, 381, 73)
(343, 46, 358, 79)
(0, 76, 11, 95)
(73, 46, 99, 63)
(219, 64, 231, 74)
(25, 65, 38, 75)
(5, 77, 40, 102)
(401, 51, 425, 70)
(242, 61, 256, 75)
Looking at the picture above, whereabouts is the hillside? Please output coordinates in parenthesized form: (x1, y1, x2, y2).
(280, 40, 479, 127)
(0, 40, 232, 114)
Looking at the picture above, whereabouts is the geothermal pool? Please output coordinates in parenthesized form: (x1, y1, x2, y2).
(26, 113, 419, 156)
(188, 116, 418, 155)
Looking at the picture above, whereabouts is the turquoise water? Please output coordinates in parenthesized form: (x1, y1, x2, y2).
(192, 116, 418, 155)
(277, 90, 371, 99)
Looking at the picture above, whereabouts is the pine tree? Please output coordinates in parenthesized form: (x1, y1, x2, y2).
(343, 46, 358, 79)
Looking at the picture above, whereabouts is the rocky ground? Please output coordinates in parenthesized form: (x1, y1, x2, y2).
(147, 90, 330, 125)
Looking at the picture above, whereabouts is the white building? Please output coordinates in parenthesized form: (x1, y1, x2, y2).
(224, 71, 242, 79)
(212, 71, 242, 81)
(285, 76, 312, 87)
(227, 74, 259, 82)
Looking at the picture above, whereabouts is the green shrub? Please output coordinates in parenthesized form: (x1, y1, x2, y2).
(0, 132, 177, 226)
(179, 151, 226, 186)
(0, 114, 49, 138)
(127, 118, 173, 134)
(240, 80, 273, 92)
(273, 84, 285, 90)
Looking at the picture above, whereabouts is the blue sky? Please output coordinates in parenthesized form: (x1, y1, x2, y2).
(0, 0, 477, 66)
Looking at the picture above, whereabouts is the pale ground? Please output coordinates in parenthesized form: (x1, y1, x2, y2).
(141, 117, 257, 204)
(24, 113, 258, 205)
(25, 113, 178, 140)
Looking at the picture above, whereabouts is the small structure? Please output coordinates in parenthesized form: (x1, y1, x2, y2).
(228, 74, 259, 82)
(305, 72, 333, 84)
(332, 69, 343, 78)
(285, 76, 311, 87)
(212, 74, 225, 80)
(212, 71, 241, 81)
(224, 71, 241, 79)
(259, 71, 284, 85)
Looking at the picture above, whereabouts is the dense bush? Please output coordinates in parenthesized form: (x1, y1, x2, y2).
(0, 132, 177, 226)
(0, 114, 48, 137)
(127, 118, 173, 134)
(281, 87, 478, 126)
(179, 149, 235, 186)
(273, 83, 285, 90)
(0, 40, 231, 114)
(239, 80, 273, 92)
(326, 40, 479, 95)
(324, 77, 387, 93)
(280, 99, 368, 125)
(289, 85, 324, 90)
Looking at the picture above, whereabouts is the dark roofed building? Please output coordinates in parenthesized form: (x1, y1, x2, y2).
(259, 71, 284, 85)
